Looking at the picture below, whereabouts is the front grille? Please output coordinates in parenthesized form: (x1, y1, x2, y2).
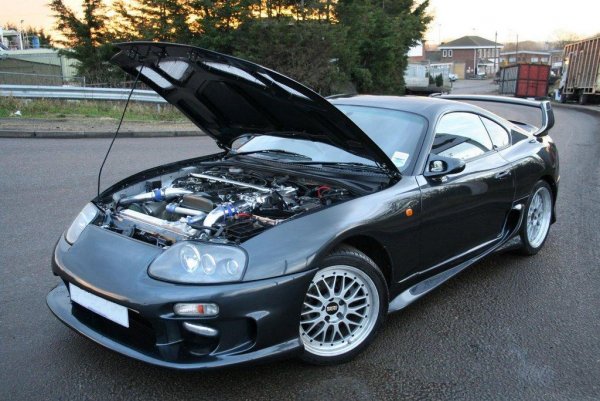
(71, 303, 157, 352)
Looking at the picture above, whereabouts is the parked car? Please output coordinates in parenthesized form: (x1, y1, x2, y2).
(47, 42, 559, 370)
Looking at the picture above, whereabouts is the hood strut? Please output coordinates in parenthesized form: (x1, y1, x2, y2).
(97, 66, 144, 197)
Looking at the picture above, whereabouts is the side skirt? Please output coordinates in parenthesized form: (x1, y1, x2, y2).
(388, 203, 525, 314)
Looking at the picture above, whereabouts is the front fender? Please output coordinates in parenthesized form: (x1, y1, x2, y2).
(241, 177, 421, 281)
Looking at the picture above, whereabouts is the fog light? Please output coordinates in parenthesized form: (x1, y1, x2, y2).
(174, 303, 219, 317)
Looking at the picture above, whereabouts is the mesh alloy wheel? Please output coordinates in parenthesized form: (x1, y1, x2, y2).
(519, 180, 554, 255)
(300, 265, 380, 357)
(526, 186, 552, 249)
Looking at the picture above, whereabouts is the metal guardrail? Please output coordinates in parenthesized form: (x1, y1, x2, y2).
(0, 85, 167, 103)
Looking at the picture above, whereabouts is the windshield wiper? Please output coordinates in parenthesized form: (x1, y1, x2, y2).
(297, 161, 382, 170)
(227, 149, 312, 161)
(302, 161, 401, 182)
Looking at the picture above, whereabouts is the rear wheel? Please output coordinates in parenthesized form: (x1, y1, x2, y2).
(299, 246, 387, 365)
(519, 181, 553, 255)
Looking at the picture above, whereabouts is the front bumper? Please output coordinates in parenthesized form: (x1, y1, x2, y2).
(47, 226, 315, 370)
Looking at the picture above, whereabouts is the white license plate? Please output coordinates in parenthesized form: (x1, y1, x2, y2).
(69, 283, 129, 328)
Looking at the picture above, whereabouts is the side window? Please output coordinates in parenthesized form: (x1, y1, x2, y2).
(481, 116, 510, 149)
(432, 112, 493, 161)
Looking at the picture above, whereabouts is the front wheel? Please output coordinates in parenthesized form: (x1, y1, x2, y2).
(519, 181, 553, 255)
(299, 246, 387, 365)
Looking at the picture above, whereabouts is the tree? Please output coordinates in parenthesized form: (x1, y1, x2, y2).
(336, 0, 431, 94)
(113, 0, 193, 42)
(189, 0, 254, 53)
(25, 27, 54, 48)
(232, 18, 348, 94)
(49, 0, 117, 84)
(550, 30, 581, 50)
(49, 0, 432, 92)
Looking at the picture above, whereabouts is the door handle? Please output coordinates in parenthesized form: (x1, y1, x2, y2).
(495, 170, 511, 179)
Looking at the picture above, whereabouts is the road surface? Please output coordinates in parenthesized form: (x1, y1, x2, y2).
(0, 105, 598, 400)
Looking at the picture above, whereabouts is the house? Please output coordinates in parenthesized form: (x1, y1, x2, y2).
(438, 35, 503, 78)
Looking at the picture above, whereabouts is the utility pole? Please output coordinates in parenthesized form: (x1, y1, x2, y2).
(494, 31, 498, 72)
(18, 19, 24, 50)
(515, 33, 519, 63)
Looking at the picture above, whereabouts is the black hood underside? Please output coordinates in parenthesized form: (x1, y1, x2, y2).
(110, 42, 398, 174)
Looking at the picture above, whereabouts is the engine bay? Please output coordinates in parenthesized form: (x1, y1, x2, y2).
(95, 164, 356, 246)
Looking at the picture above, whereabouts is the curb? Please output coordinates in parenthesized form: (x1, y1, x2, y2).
(551, 102, 600, 116)
(0, 130, 204, 139)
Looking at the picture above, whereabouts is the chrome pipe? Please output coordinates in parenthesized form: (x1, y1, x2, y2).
(165, 203, 205, 217)
(118, 187, 192, 205)
(190, 173, 271, 193)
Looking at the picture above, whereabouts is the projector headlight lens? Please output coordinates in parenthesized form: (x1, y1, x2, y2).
(149, 242, 247, 284)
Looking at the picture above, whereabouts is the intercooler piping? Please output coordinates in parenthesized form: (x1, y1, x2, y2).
(117, 188, 193, 206)
(165, 203, 205, 217)
(203, 203, 241, 228)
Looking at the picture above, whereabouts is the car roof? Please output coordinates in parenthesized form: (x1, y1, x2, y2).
(329, 95, 480, 120)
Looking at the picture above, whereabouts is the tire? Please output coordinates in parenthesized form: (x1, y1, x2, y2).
(518, 181, 553, 255)
(299, 246, 387, 365)
(559, 92, 567, 103)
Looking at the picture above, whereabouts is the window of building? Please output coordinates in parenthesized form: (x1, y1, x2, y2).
(432, 113, 494, 161)
(531, 57, 539, 63)
(442, 50, 447, 57)
(448, 50, 453, 57)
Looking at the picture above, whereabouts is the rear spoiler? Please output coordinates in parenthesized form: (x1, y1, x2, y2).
(430, 94, 554, 137)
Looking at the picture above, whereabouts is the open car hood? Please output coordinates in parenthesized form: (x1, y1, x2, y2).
(111, 42, 399, 175)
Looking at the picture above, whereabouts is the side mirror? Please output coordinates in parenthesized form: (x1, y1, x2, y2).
(423, 154, 466, 178)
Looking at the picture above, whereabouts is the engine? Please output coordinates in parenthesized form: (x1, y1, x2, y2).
(99, 165, 352, 246)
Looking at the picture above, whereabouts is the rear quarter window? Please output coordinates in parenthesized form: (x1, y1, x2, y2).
(481, 116, 510, 148)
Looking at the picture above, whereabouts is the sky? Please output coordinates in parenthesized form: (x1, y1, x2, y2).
(2, 0, 599, 44)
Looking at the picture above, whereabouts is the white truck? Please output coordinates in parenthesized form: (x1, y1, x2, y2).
(560, 36, 600, 104)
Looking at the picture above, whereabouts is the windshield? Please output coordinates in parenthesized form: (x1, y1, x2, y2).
(235, 105, 427, 172)
(335, 105, 427, 171)
(236, 136, 376, 165)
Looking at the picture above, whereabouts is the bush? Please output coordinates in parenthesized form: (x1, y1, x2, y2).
(435, 74, 444, 87)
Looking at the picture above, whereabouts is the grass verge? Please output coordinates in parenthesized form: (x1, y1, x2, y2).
(0, 97, 187, 121)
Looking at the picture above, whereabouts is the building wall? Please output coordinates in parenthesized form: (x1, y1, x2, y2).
(0, 50, 81, 84)
(500, 52, 551, 66)
(441, 49, 477, 74)
(0, 58, 62, 84)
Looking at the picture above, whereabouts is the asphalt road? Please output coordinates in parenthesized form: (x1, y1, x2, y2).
(1, 106, 599, 400)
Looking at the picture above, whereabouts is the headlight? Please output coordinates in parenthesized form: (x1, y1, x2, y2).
(148, 242, 247, 284)
(65, 203, 99, 244)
